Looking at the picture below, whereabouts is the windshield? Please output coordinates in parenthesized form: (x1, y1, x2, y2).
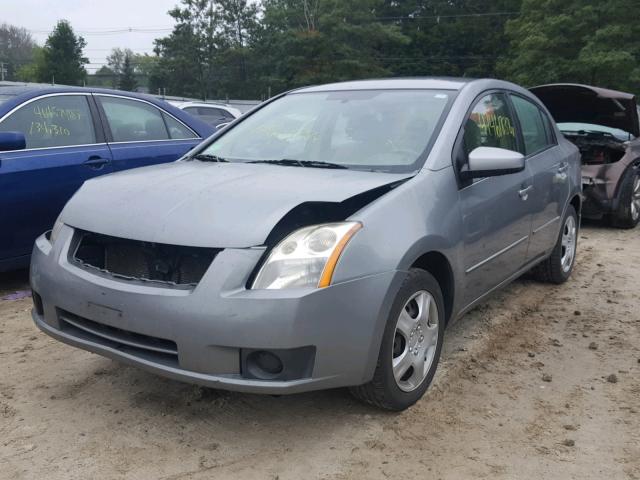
(558, 122, 633, 142)
(198, 89, 453, 172)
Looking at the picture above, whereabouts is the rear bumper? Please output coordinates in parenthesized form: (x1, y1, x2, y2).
(30, 226, 403, 394)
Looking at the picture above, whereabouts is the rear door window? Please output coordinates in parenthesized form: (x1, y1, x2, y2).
(98, 96, 169, 142)
(511, 95, 552, 155)
(0, 95, 96, 149)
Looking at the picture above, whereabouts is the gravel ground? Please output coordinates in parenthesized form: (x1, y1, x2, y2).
(1, 222, 639, 480)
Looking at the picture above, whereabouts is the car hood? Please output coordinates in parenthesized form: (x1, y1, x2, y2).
(60, 161, 411, 248)
(530, 84, 640, 138)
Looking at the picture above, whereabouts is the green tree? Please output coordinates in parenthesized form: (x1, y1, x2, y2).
(376, 0, 521, 78)
(106, 47, 134, 87)
(118, 53, 138, 91)
(253, 0, 409, 95)
(215, 0, 259, 93)
(0, 23, 38, 80)
(37, 20, 88, 85)
(15, 45, 44, 82)
(499, 0, 640, 92)
(153, 0, 222, 99)
(87, 65, 116, 87)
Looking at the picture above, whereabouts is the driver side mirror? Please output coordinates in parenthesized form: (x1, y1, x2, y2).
(0, 131, 26, 152)
(462, 146, 525, 179)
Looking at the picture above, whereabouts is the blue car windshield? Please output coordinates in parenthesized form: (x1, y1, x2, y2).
(198, 89, 454, 173)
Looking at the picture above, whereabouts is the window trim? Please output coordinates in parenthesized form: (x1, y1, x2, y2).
(507, 92, 558, 158)
(0, 92, 103, 153)
(94, 93, 200, 143)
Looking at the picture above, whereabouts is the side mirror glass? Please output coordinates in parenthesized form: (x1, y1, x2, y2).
(0, 131, 26, 152)
(464, 146, 525, 179)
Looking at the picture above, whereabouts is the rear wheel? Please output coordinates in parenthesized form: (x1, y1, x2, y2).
(610, 167, 640, 229)
(350, 269, 445, 411)
(532, 205, 578, 284)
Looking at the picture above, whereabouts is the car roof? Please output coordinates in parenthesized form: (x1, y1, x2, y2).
(294, 77, 476, 93)
(176, 101, 234, 109)
(0, 81, 216, 138)
(0, 81, 160, 102)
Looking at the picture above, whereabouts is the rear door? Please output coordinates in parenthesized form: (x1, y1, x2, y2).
(95, 94, 201, 172)
(509, 93, 568, 259)
(0, 93, 113, 264)
(456, 92, 534, 305)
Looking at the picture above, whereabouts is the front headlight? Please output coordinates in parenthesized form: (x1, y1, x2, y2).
(252, 222, 362, 289)
(49, 218, 64, 245)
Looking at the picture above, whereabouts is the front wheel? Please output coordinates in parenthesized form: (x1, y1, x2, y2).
(350, 269, 445, 411)
(532, 205, 578, 284)
(610, 167, 640, 229)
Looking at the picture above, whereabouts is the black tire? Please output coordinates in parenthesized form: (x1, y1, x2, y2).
(610, 166, 640, 229)
(349, 269, 445, 411)
(532, 205, 578, 284)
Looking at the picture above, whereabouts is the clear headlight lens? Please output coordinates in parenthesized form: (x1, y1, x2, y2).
(49, 218, 64, 245)
(252, 222, 362, 290)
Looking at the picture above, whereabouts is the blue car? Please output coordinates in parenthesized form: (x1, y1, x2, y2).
(0, 84, 214, 271)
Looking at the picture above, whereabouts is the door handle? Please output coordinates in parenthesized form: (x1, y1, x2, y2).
(84, 156, 110, 170)
(557, 163, 569, 173)
(518, 185, 533, 200)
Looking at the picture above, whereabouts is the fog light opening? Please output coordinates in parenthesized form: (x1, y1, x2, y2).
(247, 350, 284, 379)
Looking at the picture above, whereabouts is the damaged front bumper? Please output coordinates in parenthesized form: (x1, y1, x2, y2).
(30, 225, 403, 394)
(580, 163, 626, 218)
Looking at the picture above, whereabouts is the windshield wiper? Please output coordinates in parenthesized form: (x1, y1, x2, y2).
(248, 159, 347, 169)
(192, 153, 229, 162)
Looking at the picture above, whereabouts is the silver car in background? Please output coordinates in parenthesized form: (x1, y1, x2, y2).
(30, 78, 582, 410)
(171, 101, 242, 129)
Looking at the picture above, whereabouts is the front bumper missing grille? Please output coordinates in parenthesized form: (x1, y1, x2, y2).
(71, 230, 221, 288)
(30, 226, 404, 394)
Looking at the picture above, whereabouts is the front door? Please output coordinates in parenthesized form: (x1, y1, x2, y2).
(456, 92, 534, 305)
(0, 93, 112, 265)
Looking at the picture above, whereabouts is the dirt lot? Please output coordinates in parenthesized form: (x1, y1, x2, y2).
(1, 222, 639, 480)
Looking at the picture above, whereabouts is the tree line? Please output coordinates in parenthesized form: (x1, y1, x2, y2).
(2, 0, 639, 99)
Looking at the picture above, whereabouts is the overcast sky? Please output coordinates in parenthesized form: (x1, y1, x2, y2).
(3, 0, 179, 71)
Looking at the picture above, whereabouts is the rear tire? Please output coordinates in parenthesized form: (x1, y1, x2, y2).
(532, 205, 578, 284)
(349, 269, 445, 411)
(610, 166, 640, 229)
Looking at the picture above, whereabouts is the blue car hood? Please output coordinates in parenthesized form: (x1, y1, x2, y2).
(60, 161, 411, 248)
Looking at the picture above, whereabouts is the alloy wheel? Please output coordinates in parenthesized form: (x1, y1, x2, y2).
(561, 215, 577, 273)
(631, 175, 640, 222)
(392, 290, 439, 392)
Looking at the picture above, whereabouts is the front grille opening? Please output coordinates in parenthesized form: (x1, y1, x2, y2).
(58, 309, 179, 367)
(72, 230, 220, 287)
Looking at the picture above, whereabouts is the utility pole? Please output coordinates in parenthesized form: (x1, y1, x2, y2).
(0, 62, 7, 82)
